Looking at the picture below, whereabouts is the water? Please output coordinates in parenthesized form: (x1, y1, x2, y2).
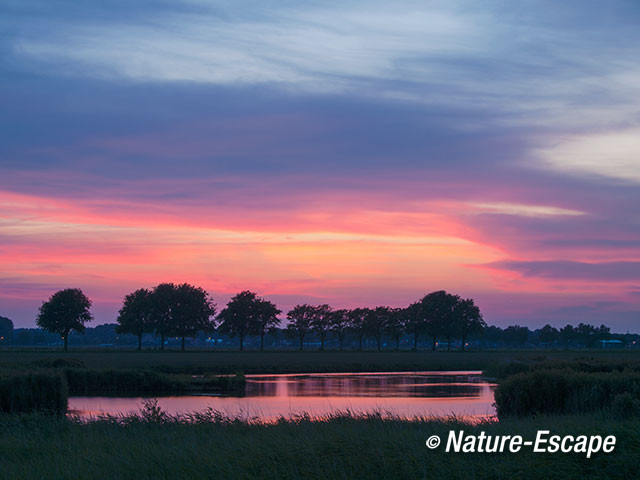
(68, 371, 497, 422)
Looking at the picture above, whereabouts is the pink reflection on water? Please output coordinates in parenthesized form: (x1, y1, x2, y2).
(68, 371, 497, 422)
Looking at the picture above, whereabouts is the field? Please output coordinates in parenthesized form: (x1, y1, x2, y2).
(3, 349, 640, 375)
(1, 411, 638, 480)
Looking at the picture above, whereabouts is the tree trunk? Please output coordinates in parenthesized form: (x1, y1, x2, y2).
(320, 332, 325, 351)
(377, 335, 381, 351)
(413, 330, 418, 351)
(181, 336, 185, 351)
(299, 333, 304, 351)
(63, 334, 68, 351)
(395, 335, 400, 351)
(447, 335, 451, 352)
(160, 333, 165, 350)
(431, 336, 437, 351)
(461, 334, 467, 352)
(339, 334, 343, 351)
(138, 333, 142, 351)
(358, 335, 363, 351)
(239, 334, 244, 351)
(260, 331, 265, 351)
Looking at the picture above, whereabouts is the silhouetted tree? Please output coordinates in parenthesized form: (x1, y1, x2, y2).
(150, 283, 178, 350)
(217, 291, 259, 351)
(254, 296, 281, 351)
(348, 308, 368, 351)
(116, 288, 153, 350)
(385, 307, 406, 351)
(311, 304, 332, 351)
(454, 298, 485, 351)
(483, 325, 503, 346)
(503, 325, 530, 346)
(539, 324, 559, 347)
(286, 304, 315, 350)
(170, 283, 217, 351)
(365, 307, 389, 351)
(420, 291, 455, 350)
(330, 309, 350, 351)
(405, 302, 423, 351)
(559, 324, 575, 347)
(0, 316, 13, 344)
(36, 288, 93, 351)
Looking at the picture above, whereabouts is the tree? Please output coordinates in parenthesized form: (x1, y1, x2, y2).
(348, 308, 369, 351)
(116, 288, 153, 350)
(365, 307, 389, 351)
(170, 283, 217, 351)
(483, 325, 503, 346)
(310, 304, 332, 351)
(286, 304, 315, 351)
(538, 324, 559, 347)
(0, 316, 13, 344)
(330, 309, 350, 351)
(36, 288, 93, 351)
(454, 298, 485, 351)
(386, 307, 406, 351)
(405, 302, 423, 351)
(254, 297, 281, 351)
(150, 283, 178, 350)
(503, 325, 530, 346)
(420, 291, 455, 351)
(217, 291, 259, 351)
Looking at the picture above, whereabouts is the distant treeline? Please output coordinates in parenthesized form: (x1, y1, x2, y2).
(1, 286, 637, 351)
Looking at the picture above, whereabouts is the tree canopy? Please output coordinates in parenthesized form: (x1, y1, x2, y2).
(0, 315, 14, 343)
(217, 291, 263, 351)
(116, 288, 153, 350)
(36, 288, 93, 350)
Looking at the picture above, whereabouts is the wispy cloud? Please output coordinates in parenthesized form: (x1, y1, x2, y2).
(7, 1, 640, 129)
(537, 128, 640, 184)
(469, 202, 585, 218)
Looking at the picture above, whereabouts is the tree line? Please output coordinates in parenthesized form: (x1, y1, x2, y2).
(32, 285, 486, 351)
(25, 285, 631, 351)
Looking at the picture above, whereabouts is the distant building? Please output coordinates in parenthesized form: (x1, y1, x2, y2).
(600, 339, 624, 349)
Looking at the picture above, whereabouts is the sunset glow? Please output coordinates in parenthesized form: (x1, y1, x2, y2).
(1, 1, 639, 329)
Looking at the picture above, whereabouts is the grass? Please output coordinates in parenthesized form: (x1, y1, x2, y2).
(0, 410, 639, 479)
(3, 349, 640, 375)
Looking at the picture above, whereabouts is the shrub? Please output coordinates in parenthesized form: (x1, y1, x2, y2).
(0, 371, 68, 415)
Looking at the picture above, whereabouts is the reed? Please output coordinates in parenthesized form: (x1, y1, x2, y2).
(0, 411, 638, 479)
(0, 371, 67, 415)
(495, 369, 640, 417)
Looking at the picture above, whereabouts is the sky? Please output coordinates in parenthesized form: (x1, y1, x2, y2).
(1, 0, 639, 330)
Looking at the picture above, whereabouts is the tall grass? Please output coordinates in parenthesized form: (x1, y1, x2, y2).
(495, 369, 640, 417)
(0, 371, 67, 415)
(1, 411, 638, 479)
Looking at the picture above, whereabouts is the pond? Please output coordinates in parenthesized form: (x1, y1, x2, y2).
(68, 371, 497, 422)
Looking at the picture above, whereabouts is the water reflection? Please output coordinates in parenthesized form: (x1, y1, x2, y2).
(247, 372, 487, 398)
(68, 371, 496, 422)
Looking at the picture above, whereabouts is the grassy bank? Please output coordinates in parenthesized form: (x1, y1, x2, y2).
(0, 361, 245, 408)
(3, 349, 640, 375)
(1, 411, 638, 479)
